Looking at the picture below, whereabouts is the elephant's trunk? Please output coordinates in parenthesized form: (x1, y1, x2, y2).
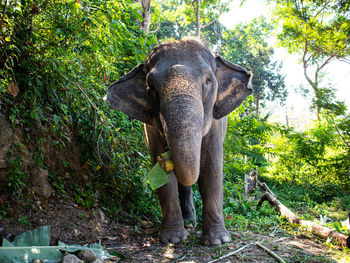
(159, 66, 203, 186)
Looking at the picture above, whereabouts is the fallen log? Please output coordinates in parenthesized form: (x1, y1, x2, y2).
(257, 191, 350, 248)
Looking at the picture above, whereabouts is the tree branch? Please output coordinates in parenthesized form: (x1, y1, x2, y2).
(256, 243, 287, 263)
(339, 57, 350, 64)
(202, 18, 216, 28)
(149, 23, 160, 34)
(318, 55, 335, 72)
(60, 73, 99, 112)
(314, 0, 332, 18)
(207, 243, 253, 263)
(195, 0, 201, 37)
(302, 40, 316, 88)
(324, 114, 350, 150)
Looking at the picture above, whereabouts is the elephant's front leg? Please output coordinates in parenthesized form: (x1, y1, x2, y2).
(158, 172, 188, 244)
(198, 119, 231, 246)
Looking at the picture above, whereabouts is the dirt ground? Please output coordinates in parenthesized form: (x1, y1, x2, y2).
(0, 198, 347, 263)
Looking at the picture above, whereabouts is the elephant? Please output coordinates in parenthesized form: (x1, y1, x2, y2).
(106, 39, 252, 246)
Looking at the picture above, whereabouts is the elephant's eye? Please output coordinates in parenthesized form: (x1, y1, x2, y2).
(205, 77, 211, 85)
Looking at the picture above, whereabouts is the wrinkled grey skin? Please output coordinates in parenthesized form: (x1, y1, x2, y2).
(106, 39, 252, 246)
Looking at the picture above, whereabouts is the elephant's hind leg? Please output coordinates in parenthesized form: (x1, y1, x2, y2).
(178, 183, 196, 225)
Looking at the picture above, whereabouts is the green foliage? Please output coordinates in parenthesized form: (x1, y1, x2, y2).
(222, 100, 349, 241)
(5, 157, 27, 198)
(272, 0, 350, 117)
(274, 0, 350, 59)
(222, 179, 279, 232)
(0, 0, 158, 220)
(18, 215, 30, 226)
(224, 98, 274, 179)
(267, 119, 350, 191)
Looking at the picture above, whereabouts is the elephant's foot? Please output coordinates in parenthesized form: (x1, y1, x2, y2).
(201, 226, 231, 246)
(160, 227, 188, 244)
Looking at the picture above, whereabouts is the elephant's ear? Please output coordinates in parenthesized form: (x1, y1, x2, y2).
(213, 56, 253, 119)
(105, 64, 153, 124)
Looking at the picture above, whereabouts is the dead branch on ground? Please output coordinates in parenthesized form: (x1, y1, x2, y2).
(256, 243, 286, 263)
(257, 190, 350, 248)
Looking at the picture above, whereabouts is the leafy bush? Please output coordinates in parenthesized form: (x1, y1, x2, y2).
(224, 98, 274, 179)
(267, 119, 350, 191)
(0, 0, 158, 220)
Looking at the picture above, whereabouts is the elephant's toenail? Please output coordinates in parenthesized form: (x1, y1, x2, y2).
(222, 236, 231, 243)
(211, 239, 221, 246)
(172, 237, 180, 244)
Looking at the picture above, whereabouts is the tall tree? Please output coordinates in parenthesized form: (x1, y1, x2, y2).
(220, 17, 287, 113)
(192, 0, 228, 37)
(158, 0, 231, 38)
(273, 0, 350, 120)
(135, 0, 151, 33)
(135, 0, 162, 34)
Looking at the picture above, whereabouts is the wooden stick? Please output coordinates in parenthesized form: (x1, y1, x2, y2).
(258, 191, 350, 248)
(207, 243, 252, 263)
(256, 243, 286, 263)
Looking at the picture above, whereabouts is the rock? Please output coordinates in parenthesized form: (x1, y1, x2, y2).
(91, 259, 104, 263)
(62, 253, 83, 263)
(5, 233, 15, 242)
(95, 209, 108, 224)
(30, 168, 52, 199)
(73, 229, 80, 237)
(0, 159, 7, 169)
(140, 221, 153, 228)
(77, 249, 97, 262)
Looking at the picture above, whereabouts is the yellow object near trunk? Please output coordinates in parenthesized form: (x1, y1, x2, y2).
(157, 151, 175, 172)
(146, 151, 174, 190)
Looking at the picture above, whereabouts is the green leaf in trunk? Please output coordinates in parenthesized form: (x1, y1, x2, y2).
(146, 162, 170, 190)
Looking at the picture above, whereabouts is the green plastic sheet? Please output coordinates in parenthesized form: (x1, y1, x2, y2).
(0, 226, 111, 263)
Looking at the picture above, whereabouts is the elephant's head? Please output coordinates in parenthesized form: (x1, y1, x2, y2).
(106, 40, 252, 186)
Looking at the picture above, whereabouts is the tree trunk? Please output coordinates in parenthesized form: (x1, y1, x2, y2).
(255, 93, 260, 114)
(135, 0, 151, 34)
